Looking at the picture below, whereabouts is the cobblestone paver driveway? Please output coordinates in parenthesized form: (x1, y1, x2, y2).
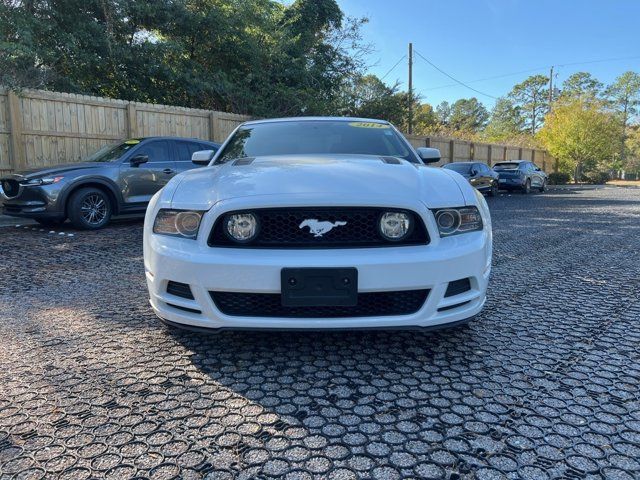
(1, 187, 639, 480)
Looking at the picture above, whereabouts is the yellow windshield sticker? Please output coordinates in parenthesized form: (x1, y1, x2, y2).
(124, 139, 140, 145)
(348, 122, 390, 129)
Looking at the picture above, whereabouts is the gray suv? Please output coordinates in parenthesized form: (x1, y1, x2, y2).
(0, 137, 219, 229)
(493, 160, 548, 194)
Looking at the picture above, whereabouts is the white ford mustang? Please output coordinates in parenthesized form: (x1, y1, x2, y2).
(143, 117, 492, 331)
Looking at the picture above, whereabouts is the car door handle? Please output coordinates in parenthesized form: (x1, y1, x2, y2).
(162, 168, 175, 174)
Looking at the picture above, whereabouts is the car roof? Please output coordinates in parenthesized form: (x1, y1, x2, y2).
(134, 136, 220, 144)
(495, 159, 527, 163)
(242, 117, 391, 126)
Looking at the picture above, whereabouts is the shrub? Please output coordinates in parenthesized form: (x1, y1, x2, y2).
(582, 171, 611, 184)
(548, 172, 571, 185)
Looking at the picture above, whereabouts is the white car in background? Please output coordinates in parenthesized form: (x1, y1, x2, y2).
(143, 117, 492, 331)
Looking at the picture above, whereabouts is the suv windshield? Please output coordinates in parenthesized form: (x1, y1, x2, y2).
(443, 163, 473, 174)
(215, 120, 418, 164)
(493, 162, 521, 170)
(86, 140, 141, 162)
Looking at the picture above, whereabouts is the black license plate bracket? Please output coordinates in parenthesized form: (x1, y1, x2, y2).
(281, 268, 358, 307)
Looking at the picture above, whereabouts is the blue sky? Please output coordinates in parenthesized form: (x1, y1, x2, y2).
(335, 0, 640, 109)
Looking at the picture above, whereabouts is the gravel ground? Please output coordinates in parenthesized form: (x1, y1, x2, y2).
(0, 187, 639, 480)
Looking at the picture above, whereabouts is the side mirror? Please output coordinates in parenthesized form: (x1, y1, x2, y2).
(416, 147, 441, 164)
(192, 150, 215, 166)
(130, 154, 148, 167)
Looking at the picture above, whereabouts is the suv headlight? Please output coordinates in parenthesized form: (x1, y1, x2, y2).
(20, 176, 64, 186)
(153, 209, 205, 239)
(432, 206, 483, 237)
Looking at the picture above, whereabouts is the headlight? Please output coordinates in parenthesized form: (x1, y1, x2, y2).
(21, 176, 64, 186)
(224, 213, 259, 243)
(379, 211, 412, 241)
(433, 207, 483, 237)
(153, 209, 204, 239)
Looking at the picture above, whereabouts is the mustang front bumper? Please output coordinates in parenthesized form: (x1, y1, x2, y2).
(144, 228, 492, 330)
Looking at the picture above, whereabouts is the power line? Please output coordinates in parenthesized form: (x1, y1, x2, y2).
(412, 49, 499, 99)
(380, 55, 406, 81)
(418, 55, 640, 93)
(422, 67, 549, 91)
(556, 54, 640, 68)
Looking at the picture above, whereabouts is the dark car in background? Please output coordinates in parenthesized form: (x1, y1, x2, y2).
(493, 160, 547, 194)
(0, 137, 220, 229)
(443, 161, 499, 196)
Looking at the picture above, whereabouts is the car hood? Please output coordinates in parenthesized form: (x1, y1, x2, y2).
(166, 154, 474, 210)
(12, 162, 107, 179)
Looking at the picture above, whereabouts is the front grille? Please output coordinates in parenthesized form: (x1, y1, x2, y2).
(1, 179, 20, 198)
(208, 207, 429, 248)
(444, 278, 471, 297)
(210, 289, 429, 318)
(166, 281, 194, 299)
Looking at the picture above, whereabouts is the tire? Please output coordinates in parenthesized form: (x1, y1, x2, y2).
(67, 187, 112, 230)
(523, 179, 531, 194)
(489, 181, 498, 197)
(35, 218, 64, 227)
(538, 180, 546, 192)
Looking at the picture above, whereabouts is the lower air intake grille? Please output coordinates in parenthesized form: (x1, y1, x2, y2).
(444, 278, 471, 297)
(210, 290, 430, 318)
(166, 281, 194, 300)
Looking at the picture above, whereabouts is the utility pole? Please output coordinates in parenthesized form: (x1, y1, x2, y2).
(408, 42, 413, 134)
(548, 66, 554, 111)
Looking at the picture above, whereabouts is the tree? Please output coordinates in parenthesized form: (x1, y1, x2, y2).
(508, 75, 549, 134)
(0, 0, 369, 117)
(561, 72, 603, 100)
(412, 103, 438, 135)
(339, 74, 408, 126)
(605, 71, 640, 163)
(538, 98, 623, 181)
(624, 126, 640, 176)
(448, 98, 489, 132)
(435, 101, 451, 125)
(484, 97, 525, 142)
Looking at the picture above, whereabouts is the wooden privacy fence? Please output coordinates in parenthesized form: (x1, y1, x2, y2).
(0, 88, 250, 175)
(0, 87, 553, 175)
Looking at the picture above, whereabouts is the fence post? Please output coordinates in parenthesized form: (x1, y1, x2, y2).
(487, 145, 492, 166)
(126, 103, 137, 138)
(425, 137, 430, 147)
(470, 142, 475, 160)
(518, 147, 523, 159)
(208, 112, 216, 141)
(503, 146, 507, 161)
(7, 91, 25, 172)
(449, 140, 455, 163)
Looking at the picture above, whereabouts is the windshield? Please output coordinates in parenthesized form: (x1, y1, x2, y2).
(86, 140, 141, 162)
(215, 120, 418, 164)
(493, 162, 521, 170)
(443, 163, 473, 174)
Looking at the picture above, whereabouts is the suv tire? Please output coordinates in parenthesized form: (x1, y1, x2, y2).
(68, 187, 112, 230)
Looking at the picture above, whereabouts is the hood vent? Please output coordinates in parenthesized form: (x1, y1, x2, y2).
(233, 157, 255, 166)
(380, 156, 402, 164)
